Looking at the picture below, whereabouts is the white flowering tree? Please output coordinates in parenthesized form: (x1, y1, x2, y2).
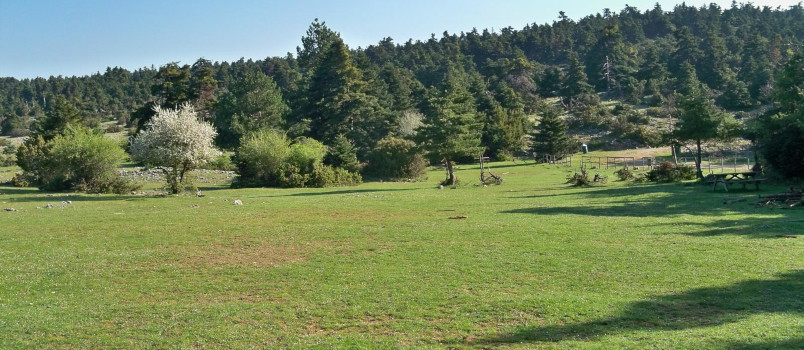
(130, 104, 220, 194)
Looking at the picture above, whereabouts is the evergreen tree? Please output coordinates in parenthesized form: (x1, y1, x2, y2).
(34, 95, 85, 140)
(585, 23, 636, 93)
(215, 72, 288, 148)
(531, 107, 572, 158)
(306, 39, 388, 156)
(758, 54, 804, 178)
(560, 52, 595, 108)
(416, 71, 483, 185)
(674, 81, 733, 179)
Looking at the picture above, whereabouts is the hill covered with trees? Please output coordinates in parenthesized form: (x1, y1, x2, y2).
(2, 2, 803, 179)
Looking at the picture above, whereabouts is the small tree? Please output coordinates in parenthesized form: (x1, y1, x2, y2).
(130, 104, 220, 194)
(531, 107, 572, 159)
(416, 70, 483, 186)
(674, 91, 733, 179)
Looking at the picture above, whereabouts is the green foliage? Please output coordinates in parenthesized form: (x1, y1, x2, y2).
(206, 153, 235, 171)
(565, 169, 591, 186)
(34, 96, 85, 140)
(364, 137, 427, 181)
(309, 163, 362, 187)
(214, 72, 288, 148)
(643, 161, 696, 182)
(15, 126, 135, 193)
(0, 138, 16, 166)
(323, 134, 360, 173)
(758, 54, 804, 178)
(416, 70, 483, 163)
(531, 107, 572, 157)
(674, 78, 733, 179)
(614, 166, 635, 181)
(233, 130, 360, 188)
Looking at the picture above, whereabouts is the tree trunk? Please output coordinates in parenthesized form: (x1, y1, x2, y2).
(446, 159, 456, 186)
(671, 142, 679, 166)
(695, 139, 704, 179)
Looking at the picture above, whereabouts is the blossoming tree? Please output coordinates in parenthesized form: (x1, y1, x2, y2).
(130, 104, 220, 193)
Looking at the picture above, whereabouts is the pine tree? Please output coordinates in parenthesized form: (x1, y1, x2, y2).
(215, 72, 288, 148)
(306, 39, 388, 156)
(416, 71, 483, 185)
(560, 52, 594, 104)
(530, 107, 571, 158)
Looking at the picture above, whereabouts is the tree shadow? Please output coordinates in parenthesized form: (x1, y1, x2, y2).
(253, 187, 416, 198)
(0, 185, 136, 203)
(501, 183, 802, 238)
(478, 270, 804, 346)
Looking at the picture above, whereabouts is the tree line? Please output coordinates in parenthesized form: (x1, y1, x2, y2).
(3, 2, 804, 188)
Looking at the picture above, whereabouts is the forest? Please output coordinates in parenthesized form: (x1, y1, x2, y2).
(1, 2, 803, 186)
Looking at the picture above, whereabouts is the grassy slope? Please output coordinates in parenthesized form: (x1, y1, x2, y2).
(1, 161, 802, 349)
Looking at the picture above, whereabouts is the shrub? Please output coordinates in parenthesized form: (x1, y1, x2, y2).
(615, 167, 635, 181)
(364, 137, 427, 181)
(644, 161, 697, 182)
(0, 139, 16, 166)
(206, 153, 235, 171)
(233, 130, 360, 188)
(233, 129, 291, 187)
(566, 170, 591, 186)
(310, 163, 362, 187)
(15, 126, 136, 193)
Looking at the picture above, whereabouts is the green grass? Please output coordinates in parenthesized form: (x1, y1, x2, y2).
(1, 160, 802, 349)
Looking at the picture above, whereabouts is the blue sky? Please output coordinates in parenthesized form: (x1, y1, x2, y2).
(1, 0, 800, 79)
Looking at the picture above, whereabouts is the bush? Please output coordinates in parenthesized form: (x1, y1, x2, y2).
(363, 137, 427, 181)
(233, 130, 360, 188)
(206, 153, 235, 171)
(566, 170, 592, 186)
(0, 139, 16, 166)
(644, 161, 697, 182)
(310, 163, 362, 187)
(15, 127, 136, 193)
(614, 167, 635, 181)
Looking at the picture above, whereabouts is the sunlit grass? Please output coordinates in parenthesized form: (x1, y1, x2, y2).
(1, 159, 802, 349)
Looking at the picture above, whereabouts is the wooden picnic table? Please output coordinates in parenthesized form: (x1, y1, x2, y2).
(708, 171, 764, 192)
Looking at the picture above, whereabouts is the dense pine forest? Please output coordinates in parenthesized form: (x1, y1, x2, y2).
(2, 2, 803, 180)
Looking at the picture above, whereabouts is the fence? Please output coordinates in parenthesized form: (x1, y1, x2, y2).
(654, 155, 754, 173)
(580, 156, 654, 170)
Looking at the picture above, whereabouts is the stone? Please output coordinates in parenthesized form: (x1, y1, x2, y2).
(45, 204, 53, 209)
(4, 208, 17, 212)
(233, 199, 243, 206)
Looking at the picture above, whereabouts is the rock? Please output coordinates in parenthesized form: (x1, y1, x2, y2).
(45, 204, 53, 209)
(233, 199, 243, 206)
(4, 208, 17, 212)
(61, 200, 72, 204)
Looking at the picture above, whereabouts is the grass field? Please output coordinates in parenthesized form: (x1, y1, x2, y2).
(1, 159, 802, 349)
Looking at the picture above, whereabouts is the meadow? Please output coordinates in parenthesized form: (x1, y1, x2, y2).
(1, 158, 802, 349)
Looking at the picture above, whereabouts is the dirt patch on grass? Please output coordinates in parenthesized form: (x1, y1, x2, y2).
(182, 242, 318, 268)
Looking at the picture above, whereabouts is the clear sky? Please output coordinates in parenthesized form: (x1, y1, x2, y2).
(1, 0, 800, 79)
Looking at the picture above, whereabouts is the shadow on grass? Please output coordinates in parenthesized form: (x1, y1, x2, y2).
(0, 186, 136, 202)
(254, 187, 416, 198)
(476, 270, 804, 346)
(502, 182, 802, 238)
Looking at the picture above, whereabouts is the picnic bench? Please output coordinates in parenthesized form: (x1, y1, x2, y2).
(707, 171, 765, 192)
